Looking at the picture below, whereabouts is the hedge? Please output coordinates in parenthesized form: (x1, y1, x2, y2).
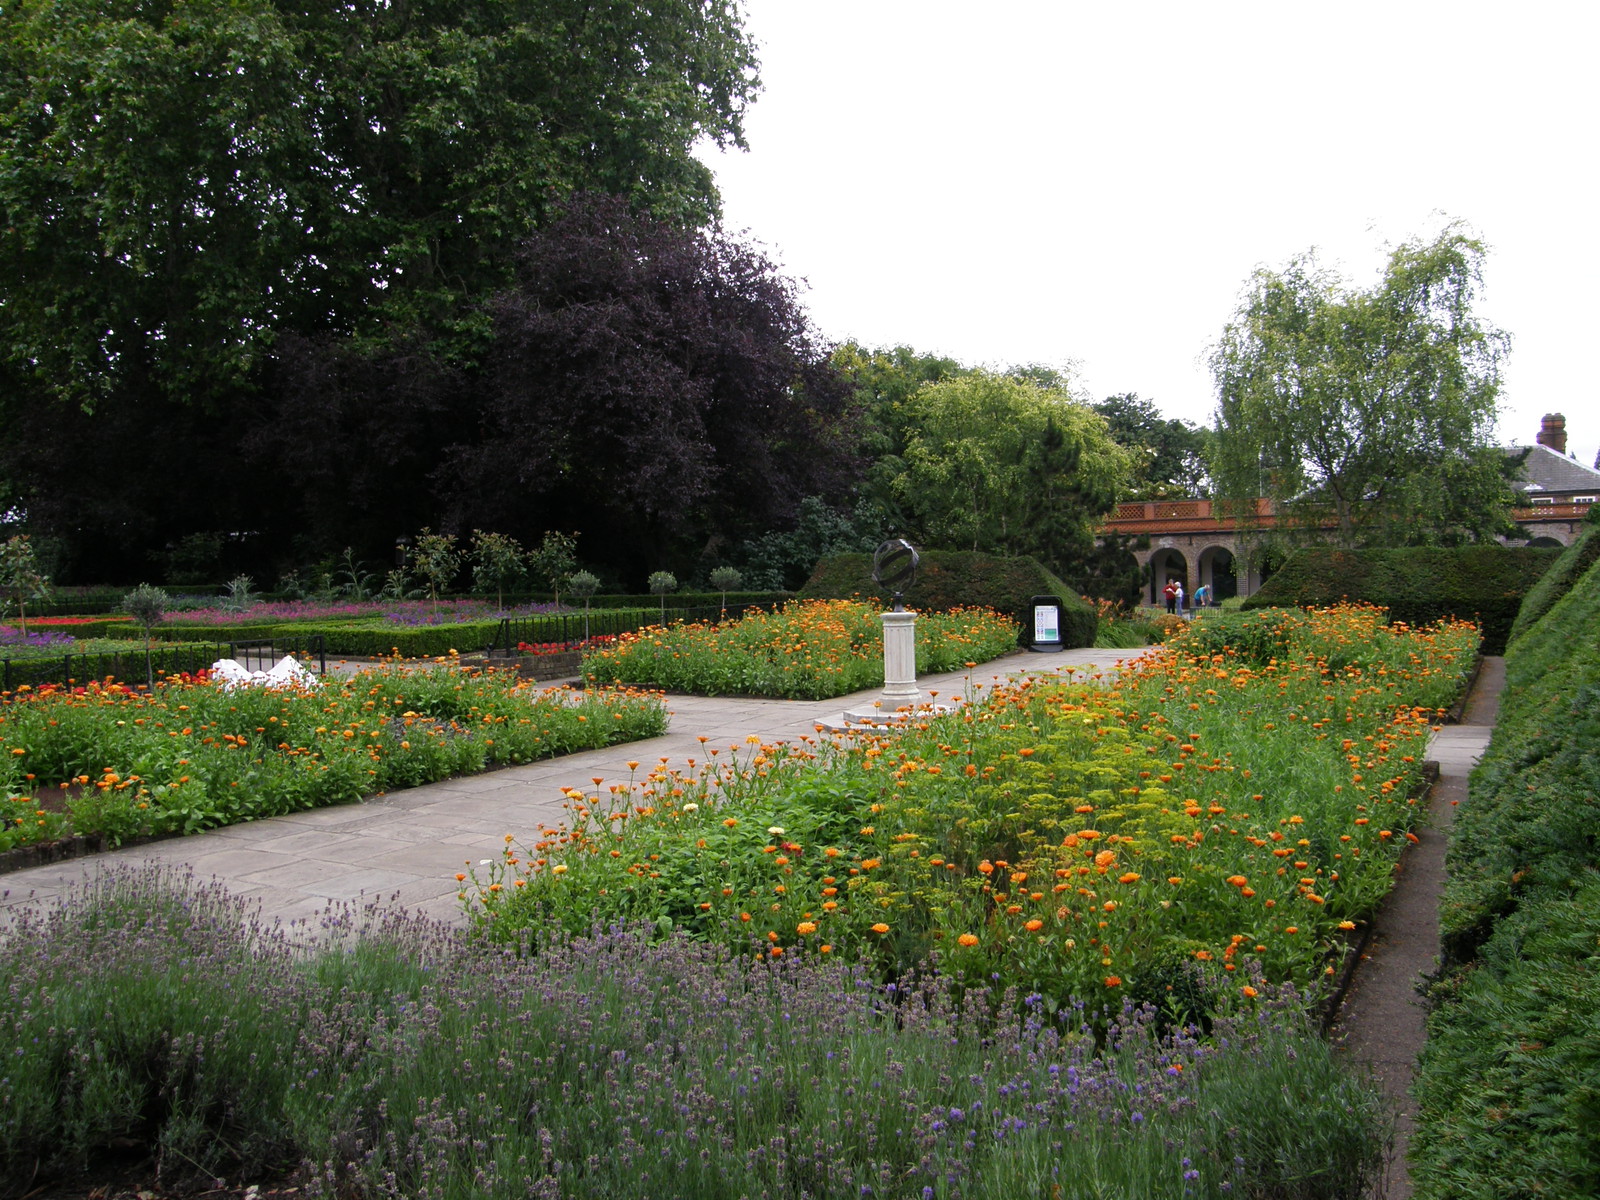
(1239, 544, 1562, 655)
(798, 551, 1097, 648)
(1505, 507, 1600, 647)
(1410, 538, 1600, 1198)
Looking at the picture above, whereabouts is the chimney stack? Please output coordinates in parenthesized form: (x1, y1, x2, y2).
(1537, 413, 1568, 455)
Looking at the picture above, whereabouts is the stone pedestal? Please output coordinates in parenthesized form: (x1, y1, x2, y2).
(879, 608, 920, 707)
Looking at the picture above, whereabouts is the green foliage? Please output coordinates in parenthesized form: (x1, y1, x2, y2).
(0, 665, 666, 847)
(1507, 522, 1600, 646)
(119, 584, 170, 643)
(0, 0, 759, 413)
(887, 371, 1132, 563)
(0, 533, 49, 635)
(469, 529, 525, 609)
(1412, 548, 1600, 1199)
(1210, 226, 1514, 545)
(527, 531, 578, 607)
(220, 574, 257, 615)
(407, 528, 460, 614)
(1094, 393, 1212, 499)
(1240, 544, 1560, 655)
(580, 600, 1019, 700)
(800, 551, 1099, 648)
(733, 496, 886, 591)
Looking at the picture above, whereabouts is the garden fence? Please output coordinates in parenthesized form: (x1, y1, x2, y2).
(2, 634, 327, 691)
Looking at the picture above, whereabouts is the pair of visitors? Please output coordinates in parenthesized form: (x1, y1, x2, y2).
(1163, 580, 1178, 614)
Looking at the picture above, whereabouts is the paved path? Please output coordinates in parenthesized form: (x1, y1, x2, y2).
(0, 648, 1146, 929)
(1333, 656, 1505, 1200)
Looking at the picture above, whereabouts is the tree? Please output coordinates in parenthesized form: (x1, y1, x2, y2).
(0, 535, 49, 635)
(528, 532, 578, 610)
(0, 0, 759, 412)
(1209, 228, 1513, 545)
(889, 372, 1131, 558)
(470, 530, 526, 610)
(408, 529, 460, 616)
(1093, 394, 1212, 499)
(440, 196, 859, 576)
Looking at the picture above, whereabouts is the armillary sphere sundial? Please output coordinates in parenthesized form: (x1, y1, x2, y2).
(871, 538, 919, 611)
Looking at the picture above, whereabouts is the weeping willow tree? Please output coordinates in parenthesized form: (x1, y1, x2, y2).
(1209, 226, 1518, 547)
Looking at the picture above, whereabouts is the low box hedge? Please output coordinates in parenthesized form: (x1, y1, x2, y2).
(282, 620, 505, 659)
(798, 551, 1097, 648)
(1240, 544, 1561, 655)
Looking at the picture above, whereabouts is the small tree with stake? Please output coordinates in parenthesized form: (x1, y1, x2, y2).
(648, 570, 678, 624)
(0, 535, 50, 637)
(529, 531, 578, 610)
(470, 530, 526, 610)
(122, 583, 170, 689)
(568, 570, 600, 641)
(709, 565, 742, 618)
(408, 528, 461, 618)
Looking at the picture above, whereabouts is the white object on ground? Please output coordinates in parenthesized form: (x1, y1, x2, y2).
(210, 655, 321, 690)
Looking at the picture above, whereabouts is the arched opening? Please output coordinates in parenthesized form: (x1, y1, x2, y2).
(1148, 548, 1189, 608)
(1527, 536, 1564, 548)
(1198, 546, 1237, 603)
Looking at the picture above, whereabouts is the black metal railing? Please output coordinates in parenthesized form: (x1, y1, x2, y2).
(2, 634, 327, 692)
(490, 602, 763, 657)
(227, 635, 327, 676)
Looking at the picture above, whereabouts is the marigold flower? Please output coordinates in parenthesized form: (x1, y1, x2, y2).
(797, 922, 817, 935)
(1104, 976, 1122, 988)
(957, 933, 980, 947)
(1118, 872, 1140, 884)
(1024, 919, 1043, 932)
(871, 922, 890, 934)
(1241, 985, 1259, 998)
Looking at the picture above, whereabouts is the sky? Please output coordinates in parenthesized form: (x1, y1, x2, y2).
(695, 0, 1600, 471)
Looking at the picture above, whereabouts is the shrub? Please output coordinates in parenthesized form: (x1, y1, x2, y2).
(1240, 544, 1560, 654)
(1506, 516, 1600, 646)
(1412, 543, 1600, 1198)
(801, 551, 1097, 647)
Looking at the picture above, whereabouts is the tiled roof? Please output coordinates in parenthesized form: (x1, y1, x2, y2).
(1506, 443, 1600, 495)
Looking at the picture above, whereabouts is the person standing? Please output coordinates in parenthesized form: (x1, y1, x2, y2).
(1175, 581, 1186, 616)
(1164, 580, 1178, 614)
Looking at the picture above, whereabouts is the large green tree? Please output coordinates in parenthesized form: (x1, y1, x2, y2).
(1209, 228, 1515, 545)
(0, 0, 758, 411)
(888, 372, 1131, 564)
(1093, 393, 1212, 499)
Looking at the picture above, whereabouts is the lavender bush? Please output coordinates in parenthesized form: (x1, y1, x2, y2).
(1, 868, 1385, 1199)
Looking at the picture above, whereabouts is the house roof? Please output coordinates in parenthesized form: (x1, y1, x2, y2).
(1507, 442, 1600, 494)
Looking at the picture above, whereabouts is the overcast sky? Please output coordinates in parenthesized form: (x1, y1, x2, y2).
(696, 0, 1600, 471)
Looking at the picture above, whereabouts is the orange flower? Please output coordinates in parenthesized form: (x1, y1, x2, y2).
(957, 933, 980, 947)
(797, 921, 817, 935)
(1117, 872, 1140, 884)
(1104, 975, 1122, 988)
(871, 922, 890, 934)
(1024, 919, 1043, 932)
(1241, 985, 1259, 998)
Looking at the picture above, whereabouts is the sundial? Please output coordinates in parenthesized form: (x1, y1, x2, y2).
(871, 539, 919, 611)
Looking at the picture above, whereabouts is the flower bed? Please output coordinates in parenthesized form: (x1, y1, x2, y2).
(580, 599, 1021, 699)
(0, 867, 1385, 1199)
(474, 605, 1477, 1017)
(0, 664, 666, 854)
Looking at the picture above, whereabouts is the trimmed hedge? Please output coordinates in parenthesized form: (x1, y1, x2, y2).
(1411, 540, 1600, 1198)
(1506, 507, 1600, 647)
(279, 620, 504, 659)
(799, 551, 1097, 648)
(1240, 545, 1561, 655)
